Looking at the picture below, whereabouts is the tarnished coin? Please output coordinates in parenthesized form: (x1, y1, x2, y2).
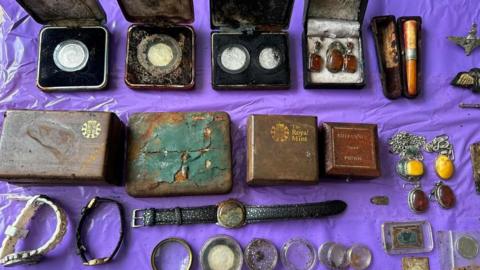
(218, 45, 250, 74)
(258, 47, 282, 70)
(456, 235, 479, 259)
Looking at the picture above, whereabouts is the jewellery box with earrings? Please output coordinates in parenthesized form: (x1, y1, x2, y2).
(210, 0, 294, 90)
(371, 16, 422, 99)
(117, 0, 195, 90)
(15, 0, 109, 91)
(302, 0, 368, 89)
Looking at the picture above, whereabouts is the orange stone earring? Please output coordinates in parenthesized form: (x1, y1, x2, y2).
(343, 41, 358, 73)
(309, 41, 323, 72)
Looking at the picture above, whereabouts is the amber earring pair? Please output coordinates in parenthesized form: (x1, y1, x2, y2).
(309, 41, 358, 73)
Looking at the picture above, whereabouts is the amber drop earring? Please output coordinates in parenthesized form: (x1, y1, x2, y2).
(343, 41, 358, 73)
(309, 41, 323, 72)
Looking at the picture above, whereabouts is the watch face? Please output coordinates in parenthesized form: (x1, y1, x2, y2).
(217, 199, 246, 228)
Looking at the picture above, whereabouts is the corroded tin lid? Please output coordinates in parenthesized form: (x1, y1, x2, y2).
(15, 0, 106, 25)
(210, 0, 294, 30)
(117, 0, 194, 24)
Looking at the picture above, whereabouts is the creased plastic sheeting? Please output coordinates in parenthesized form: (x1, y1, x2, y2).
(0, 0, 479, 269)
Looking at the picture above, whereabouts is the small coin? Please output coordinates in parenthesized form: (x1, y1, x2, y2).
(456, 235, 479, 259)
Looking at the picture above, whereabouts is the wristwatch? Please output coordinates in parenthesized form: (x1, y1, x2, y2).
(0, 195, 67, 266)
(76, 197, 125, 266)
(132, 199, 347, 228)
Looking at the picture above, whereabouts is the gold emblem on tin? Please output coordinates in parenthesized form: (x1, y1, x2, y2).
(81, 120, 101, 139)
(271, 123, 290, 142)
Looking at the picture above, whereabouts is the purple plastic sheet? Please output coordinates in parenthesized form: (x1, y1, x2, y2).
(0, 0, 479, 269)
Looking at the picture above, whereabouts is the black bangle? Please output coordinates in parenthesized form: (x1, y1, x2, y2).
(151, 238, 193, 270)
(76, 197, 125, 266)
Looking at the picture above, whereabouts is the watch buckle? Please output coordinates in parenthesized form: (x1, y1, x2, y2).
(131, 209, 145, 228)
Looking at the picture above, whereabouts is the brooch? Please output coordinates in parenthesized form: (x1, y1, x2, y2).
(448, 23, 480, 56)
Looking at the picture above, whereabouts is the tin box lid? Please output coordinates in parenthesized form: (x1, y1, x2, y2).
(305, 0, 368, 24)
(15, 0, 106, 25)
(117, 0, 194, 24)
(210, 0, 294, 30)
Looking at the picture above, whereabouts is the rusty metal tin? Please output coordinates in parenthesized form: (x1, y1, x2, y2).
(323, 122, 381, 179)
(0, 110, 125, 185)
(126, 112, 232, 197)
(246, 114, 319, 186)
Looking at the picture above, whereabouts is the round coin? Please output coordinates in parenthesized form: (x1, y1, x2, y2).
(258, 47, 282, 70)
(53, 40, 89, 72)
(200, 235, 243, 270)
(218, 45, 250, 74)
(456, 235, 479, 259)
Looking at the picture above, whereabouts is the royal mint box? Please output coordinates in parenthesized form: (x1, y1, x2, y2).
(303, 0, 368, 89)
(323, 122, 380, 179)
(16, 0, 109, 91)
(118, 0, 195, 90)
(247, 115, 319, 185)
(210, 0, 294, 90)
(126, 112, 232, 197)
(0, 110, 125, 185)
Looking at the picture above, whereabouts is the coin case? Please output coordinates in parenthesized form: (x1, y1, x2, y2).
(438, 231, 480, 270)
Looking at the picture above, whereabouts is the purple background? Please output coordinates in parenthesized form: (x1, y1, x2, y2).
(0, 0, 479, 269)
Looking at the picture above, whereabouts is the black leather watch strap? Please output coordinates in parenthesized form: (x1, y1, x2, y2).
(76, 197, 125, 266)
(134, 205, 218, 227)
(245, 200, 347, 223)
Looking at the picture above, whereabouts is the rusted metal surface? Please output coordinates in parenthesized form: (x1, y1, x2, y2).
(126, 112, 232, 197)
(0, 110, 124, 185)
(323, 122, 381, 179)
(247, 114, 319, 185)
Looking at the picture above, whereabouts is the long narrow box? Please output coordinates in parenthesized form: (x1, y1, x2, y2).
(0, 110, 125, 185)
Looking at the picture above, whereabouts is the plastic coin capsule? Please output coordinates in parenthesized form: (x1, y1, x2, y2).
(244, 238, 278, 270)
(347, 244, 372, 270)
(200, 235, 243, 270)
(281, 238, 317, 270)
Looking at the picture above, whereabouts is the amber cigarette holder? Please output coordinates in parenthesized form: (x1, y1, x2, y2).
(403, 20, 417, 96)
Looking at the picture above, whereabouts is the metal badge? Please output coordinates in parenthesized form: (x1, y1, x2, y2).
(456, 235, 479, 259)
(448, 23, 480, 56)
(451, 68, 480, 93)
(401, 257, 429, 270)
(53, 40, 89, 72)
